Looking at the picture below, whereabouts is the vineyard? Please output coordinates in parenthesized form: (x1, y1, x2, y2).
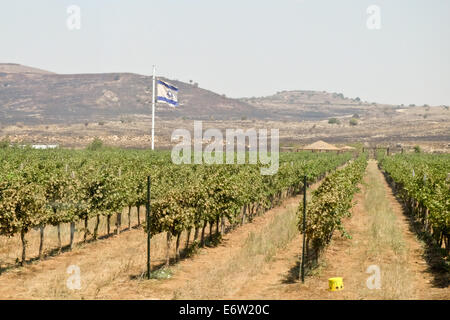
(0, 147, 450, 299)
(0, 145, 449, 300)
(299, 154, 368, 268)
(0, 147, 353, 268)
(378, 152, 450, 254)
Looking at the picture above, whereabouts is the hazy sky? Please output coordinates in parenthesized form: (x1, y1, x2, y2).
(1, 0, 449, 106)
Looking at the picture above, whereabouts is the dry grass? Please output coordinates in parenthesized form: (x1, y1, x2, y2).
(0, 207, 223, 299)
(360, 160, 413, 299)
(172, 207, 299, 299)
(2, 115, 450, 151)
(0, 206, 143, 271)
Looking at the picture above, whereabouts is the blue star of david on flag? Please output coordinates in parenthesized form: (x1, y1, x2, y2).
(156, 80, 179, 107)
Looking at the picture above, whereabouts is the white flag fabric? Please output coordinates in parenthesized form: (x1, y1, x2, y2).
(157, 80, 179, 107)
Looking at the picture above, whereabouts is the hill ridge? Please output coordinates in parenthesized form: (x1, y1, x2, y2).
(0, 63, 391, 125)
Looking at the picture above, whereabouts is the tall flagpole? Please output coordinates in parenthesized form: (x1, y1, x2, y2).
(151, 65, 156, 150)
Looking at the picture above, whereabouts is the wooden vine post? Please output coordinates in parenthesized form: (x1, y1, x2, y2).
(300, 175, 307, 283)
(146, 176, 151, 279)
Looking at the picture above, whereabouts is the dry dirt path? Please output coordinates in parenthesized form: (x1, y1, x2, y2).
(230, 160, 449, 300)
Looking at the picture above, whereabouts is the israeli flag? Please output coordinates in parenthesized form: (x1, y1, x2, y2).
(157, 80, 179, 107)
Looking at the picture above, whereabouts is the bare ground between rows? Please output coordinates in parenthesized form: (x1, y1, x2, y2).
(96, 195, 305, 299)
(102, 177, 330, 300)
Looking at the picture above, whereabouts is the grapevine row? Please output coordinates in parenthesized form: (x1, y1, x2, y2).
(298, 153, 368, 268)
(378, 152, 450, 253)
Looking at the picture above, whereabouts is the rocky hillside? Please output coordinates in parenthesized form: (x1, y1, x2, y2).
(0, 64, 264, 125)
(240, 90, 390, 120)
(0, 63, 397, 125)
(1, 64, 449, 149)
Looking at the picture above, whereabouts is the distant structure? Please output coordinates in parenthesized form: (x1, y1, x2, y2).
(301, 140, 339, 152)
(340, 146, 356, 151)
(31, 144, 59, 150)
